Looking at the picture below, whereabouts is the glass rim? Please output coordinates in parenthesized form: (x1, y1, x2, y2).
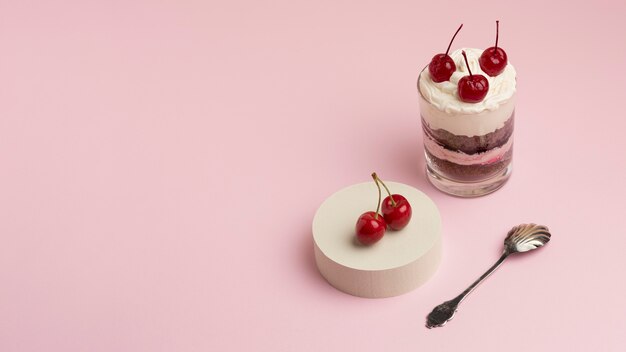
(416, 65, 428, 101)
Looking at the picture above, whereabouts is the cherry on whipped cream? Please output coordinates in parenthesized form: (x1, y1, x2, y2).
(428, 24, 463, 83)
(458, 50, 489, 103)
(479, 20, 508, 76)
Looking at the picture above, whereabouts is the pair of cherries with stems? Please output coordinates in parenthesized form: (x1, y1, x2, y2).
(355, 173, 413, 245)
(428, 21, 508, 103)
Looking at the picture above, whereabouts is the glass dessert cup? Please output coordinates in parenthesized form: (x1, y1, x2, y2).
(418, 74, 514, 197)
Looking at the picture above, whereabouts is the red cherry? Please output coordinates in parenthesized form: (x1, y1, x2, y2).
(371, 173, 412, 231)
(428, 54, 456, 83)
(428, 24, 463, 83)
(355, 172, 388, 245)
(458, 51, 489, 103)
(382, 194, 412, 231)
(355, 211, 387, 245)
(479, 20, 508, 76)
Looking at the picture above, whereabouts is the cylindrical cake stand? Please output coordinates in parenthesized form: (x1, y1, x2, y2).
(312, 182, 442, 298)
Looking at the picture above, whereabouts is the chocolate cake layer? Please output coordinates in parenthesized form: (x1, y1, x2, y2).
(425, 148, 513, 182)
(422, 112, 514, 155)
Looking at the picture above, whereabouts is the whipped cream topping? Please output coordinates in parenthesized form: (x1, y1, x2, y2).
(419, 48, 516, 114)
(418, 48, 516, 137)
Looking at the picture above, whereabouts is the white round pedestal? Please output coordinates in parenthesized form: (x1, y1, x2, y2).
(312, 182, 442, 298)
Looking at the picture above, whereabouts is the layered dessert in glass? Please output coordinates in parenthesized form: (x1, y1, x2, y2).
(418, 48, 516, 197)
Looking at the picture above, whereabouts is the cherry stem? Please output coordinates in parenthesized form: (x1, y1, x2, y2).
(372, 172, 397, 207)
(462, 50, 472, 78)
(495, 20, 499, 50)
(371, 173, 383, 219)
(445, 24, 463, 56)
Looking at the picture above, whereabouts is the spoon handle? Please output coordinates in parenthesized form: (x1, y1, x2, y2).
(426, 252, 509, 328)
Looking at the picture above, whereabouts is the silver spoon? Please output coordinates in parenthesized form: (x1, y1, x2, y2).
(426, 223, 551, 329)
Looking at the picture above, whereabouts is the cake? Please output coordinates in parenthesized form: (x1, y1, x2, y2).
(418, 47, 516, 183)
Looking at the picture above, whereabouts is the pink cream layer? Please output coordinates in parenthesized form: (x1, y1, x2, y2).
(423, 133, 513, 166)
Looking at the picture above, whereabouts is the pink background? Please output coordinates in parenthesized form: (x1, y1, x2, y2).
(1, 0, 626, 351)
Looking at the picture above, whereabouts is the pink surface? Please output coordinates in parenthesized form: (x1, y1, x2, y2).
(1, 1, 625, 351)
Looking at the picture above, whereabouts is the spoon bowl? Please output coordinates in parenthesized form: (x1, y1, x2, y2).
(504, 223, 551, 254)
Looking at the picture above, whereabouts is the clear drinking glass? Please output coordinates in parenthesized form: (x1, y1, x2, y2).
(417, 71, 515, 197)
